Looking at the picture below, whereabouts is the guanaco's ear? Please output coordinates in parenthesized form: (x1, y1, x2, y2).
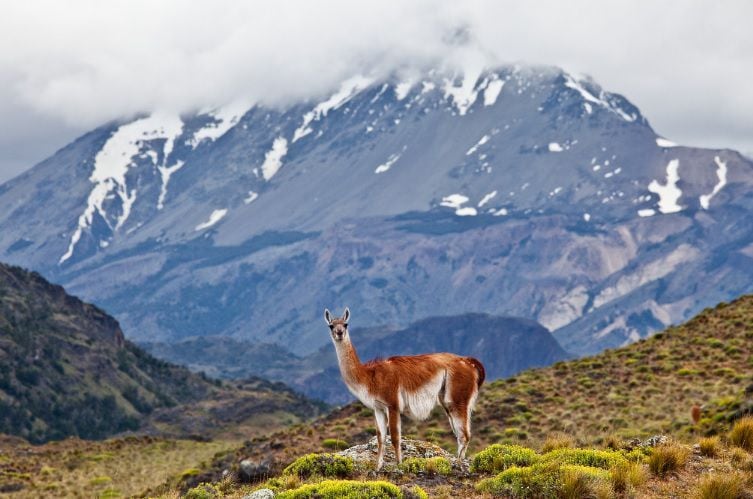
(324, 308, 332, 325)
(342, 307, 350, 324)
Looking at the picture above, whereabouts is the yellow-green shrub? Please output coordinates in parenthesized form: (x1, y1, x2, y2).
(398, 457, 452, 476)
(610, 461, 646, 493)
(470, 444, 540, 473)
(277, 479, 410, 498)
(475, 465, 558, 498)
(282, 453, 354, 479)
(558, 465, 611, 499)
(322, 438, 349, 450)
(541, 448, 627, 469)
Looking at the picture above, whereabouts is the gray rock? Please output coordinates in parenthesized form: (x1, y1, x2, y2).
(238, 459, 271, 482)
(242, 489, 275, 499)
(640, 435, 669, 448)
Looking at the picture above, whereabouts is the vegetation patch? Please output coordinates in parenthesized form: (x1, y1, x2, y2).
(470, 444, 539, 473)
(729, 416, 753, 451)
(277, 479, 412, 498)
(540, 447, 627, 469)
(398, 457, 452, 476)
(282, 453, 354, 479)
(695, 472, 745, 499)
(647, 443, 690, 477)
(321, 438, 349, 450)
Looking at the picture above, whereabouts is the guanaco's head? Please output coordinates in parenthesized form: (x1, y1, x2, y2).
(324, 307, 350, 343)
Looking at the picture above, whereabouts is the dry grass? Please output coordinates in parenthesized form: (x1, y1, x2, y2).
(648, 443, 690, 477)
(694, 472, 745, 499)
(541, 433, 576, 453)
(698, 436, 722, 457)
(729, 417, 753, 451)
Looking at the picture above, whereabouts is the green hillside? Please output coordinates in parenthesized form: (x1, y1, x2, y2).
(0, 263, 324, 444)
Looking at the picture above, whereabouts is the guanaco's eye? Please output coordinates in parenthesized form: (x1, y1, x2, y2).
(328, 324, 334, 330)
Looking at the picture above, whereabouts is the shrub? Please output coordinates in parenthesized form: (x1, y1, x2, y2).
(610, 461, 646, 493)
(648, 443, 689, 477)
(558, 465, 611, 499)
(694, 473, 745, 499)
(475, 465, 558, 498)
(470, 444, 540, 473)
(88, 476, 112, 486)
(541, 433, 576, 453)
(399, 457, 452, 476)
(184, 483, 221, 499)
(541, 448, 627, 470)
(282, 453, 354, 479)
(729, 416, 753, 451)
(277, 480, 406, 498)
(698, 436, 721, 457)
(322, 438, 349, 450)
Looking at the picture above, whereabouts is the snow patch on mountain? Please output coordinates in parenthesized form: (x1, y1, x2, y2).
(699, 156, 728, 209)
(60, 113, 183, 264)
(466, 134, 490, 155)
(440, 193, 478, 216)
(374, 152, 402, 174)
(443, 68, 483, 116)
(261, 137, 288, 180)
(648, 159, 683, 214)
(548, 142, 564, 152)
(157, 160, 185, 210)
(394, 79, 414, 100)
(189, 102, 248, 148)
(564, 73, 635, 122)
(656, 137, 678, 148)
(244, 191, 259, 204)
(483, 77, 504, 106)
(292, 75, 374, 142)
(478, 190, 497, 207)
(195, 209, 228, 231)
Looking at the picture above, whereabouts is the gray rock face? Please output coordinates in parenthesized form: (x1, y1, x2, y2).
(242, 489, 275, 499)
(238, 459, 272, 483)
(1, 64, 752, 368)
(338, 436, 460, 468)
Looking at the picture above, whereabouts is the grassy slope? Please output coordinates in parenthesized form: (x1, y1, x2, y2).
(166, 295, 753, 497)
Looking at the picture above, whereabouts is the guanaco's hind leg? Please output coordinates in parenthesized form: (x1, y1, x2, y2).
(388, 407, 402, 464)
(374, 408, 388, 470)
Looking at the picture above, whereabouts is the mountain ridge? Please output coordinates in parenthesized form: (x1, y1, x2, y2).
(1, 64, 752, 368)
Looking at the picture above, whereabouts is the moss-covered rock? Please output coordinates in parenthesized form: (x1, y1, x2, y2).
(282, 453, 354, 479)
(470, 444, 540, 473)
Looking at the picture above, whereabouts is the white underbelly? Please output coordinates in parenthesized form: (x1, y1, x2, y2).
(399, 372, 444, 421)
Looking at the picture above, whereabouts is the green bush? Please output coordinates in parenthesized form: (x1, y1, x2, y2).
(282, 453, 354, 479)
(322, 438, 349, 450)
(475, 464, 558, 498)
(470, 444, 540, 473)
(541, 448, 627, 469)
(277, 479, 408, 498)
(398, 457, 452, 476)
(184, 482, 221, 499)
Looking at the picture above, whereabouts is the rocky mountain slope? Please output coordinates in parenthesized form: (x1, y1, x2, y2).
(0, 263, 324, 444)
(142, 313, 570, 404)
(1, 64, 752, 368)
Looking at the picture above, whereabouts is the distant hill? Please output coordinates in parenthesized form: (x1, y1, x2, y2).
(191, 293, 753, 483)
(0, 263, 324, 443)
(142, 313, 570, 404)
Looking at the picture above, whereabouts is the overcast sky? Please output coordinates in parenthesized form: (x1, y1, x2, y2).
(1, 0, 752, 184)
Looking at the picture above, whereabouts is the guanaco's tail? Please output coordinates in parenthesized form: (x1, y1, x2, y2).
(466, 357, 486, 388)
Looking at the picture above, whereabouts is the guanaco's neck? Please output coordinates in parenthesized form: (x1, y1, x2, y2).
(333, 337, 364, 385)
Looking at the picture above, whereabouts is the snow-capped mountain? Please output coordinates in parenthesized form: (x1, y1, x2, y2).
(1, 64, 752, 360)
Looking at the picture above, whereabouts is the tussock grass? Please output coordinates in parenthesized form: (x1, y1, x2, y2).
(729, 417, 753, 451)
(648, 443, 690, 477)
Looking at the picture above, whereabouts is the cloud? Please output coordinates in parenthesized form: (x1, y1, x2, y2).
(1, 0, 752, 181)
